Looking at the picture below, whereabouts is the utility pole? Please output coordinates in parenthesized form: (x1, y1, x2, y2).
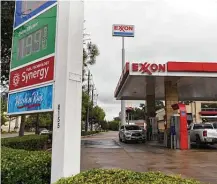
(95, 93, 98, 106)
(91, 84, 95, 131)
(85, 70, 91, 132)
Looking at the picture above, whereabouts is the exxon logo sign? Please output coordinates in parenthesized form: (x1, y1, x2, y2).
(112, 24, 134, 37)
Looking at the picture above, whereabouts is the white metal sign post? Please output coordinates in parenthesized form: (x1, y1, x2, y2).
(112, 24, 134, 125)
(51, 1, 84, 183)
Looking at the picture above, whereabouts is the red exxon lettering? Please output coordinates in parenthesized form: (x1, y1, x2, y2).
(132, 63, 139, 71)
(139, 62, 151, 75)
(136, 63, 166, 75)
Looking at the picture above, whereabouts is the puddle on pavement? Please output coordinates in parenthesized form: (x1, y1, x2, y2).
(81, 139, 121, 149)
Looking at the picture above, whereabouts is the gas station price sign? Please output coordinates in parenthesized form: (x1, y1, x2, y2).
(11, 5, 57, 69)
(14, 0, 56, 28)
(21, 1, 49, 15)
(18, 25, 48, 60)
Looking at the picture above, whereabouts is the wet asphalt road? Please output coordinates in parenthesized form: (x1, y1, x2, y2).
(81, 131, 217, 184)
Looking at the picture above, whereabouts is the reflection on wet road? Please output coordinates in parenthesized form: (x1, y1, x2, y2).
(81, 139, 121, 149)
(81, 131, 217, 184)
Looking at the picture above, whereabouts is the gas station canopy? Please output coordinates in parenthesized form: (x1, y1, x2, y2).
(114, 61, 217, 101)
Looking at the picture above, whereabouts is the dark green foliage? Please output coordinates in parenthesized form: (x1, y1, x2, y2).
(155, 100, 165, 111)
(25, 113, 53, 126)
(82, 91, 90, 121)
(90, 105, 106, 122)
(1, 147, 51, 184)
(1, 134, 49, 151)
(1, 97, 8, 125)
(108, 120, 120, 131)
(55, 169, 202, 184)
(99, 120, 109, 130)
(1, 1, 15, 84)
(81, 130, 100, 136)
(83, 42, 100, 67)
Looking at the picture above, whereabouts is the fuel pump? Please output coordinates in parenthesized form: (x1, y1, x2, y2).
(170, 114, 180, 149)
(170, 103, 190, 150)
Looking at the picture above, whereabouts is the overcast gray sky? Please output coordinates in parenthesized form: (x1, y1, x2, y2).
(84, 0, 217, 121)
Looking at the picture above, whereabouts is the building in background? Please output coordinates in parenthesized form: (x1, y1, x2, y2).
(185, 101, 217, 122)
(156, 101, 217, 130)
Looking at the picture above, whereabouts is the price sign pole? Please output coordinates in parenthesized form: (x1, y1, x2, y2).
(51, 1, 84, 183)
(8, 1, 84, 183)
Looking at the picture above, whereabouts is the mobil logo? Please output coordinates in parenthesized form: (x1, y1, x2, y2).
(112, 24, 134, 37)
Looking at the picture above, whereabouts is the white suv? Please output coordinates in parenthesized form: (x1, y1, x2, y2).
(119, 125, 146, 143)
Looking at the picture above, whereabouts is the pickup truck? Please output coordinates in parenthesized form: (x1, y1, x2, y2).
(188, 123, 217, 146)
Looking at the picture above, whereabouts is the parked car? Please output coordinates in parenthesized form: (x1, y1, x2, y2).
(119, 125, 146, 143)
(40, 129, 50, 135)
(188, 123, 217, 146)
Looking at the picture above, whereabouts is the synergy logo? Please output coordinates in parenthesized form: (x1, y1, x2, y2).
(12, 73, 20, 87)
(9, 56, 54, 91)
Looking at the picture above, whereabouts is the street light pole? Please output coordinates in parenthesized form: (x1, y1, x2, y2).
(121, 37, 126, 125)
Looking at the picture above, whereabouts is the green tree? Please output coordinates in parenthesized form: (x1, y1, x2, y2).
(1, 1, 15, 85)
(82, 42, 100, 81)
(140, 100, 164, 114)
(82, 91, 91, 121)
(91, 105, 105, 122)
(39, 113, 53, 126)
(130, 107, 145, 120)
(1, 97, 8, 126)
(155, 100, 164, 111)
(83, 42, 100, 67)
(99, 120, 109, 130)
(25, 113, 53, 127)
(108, 120, 119, 131)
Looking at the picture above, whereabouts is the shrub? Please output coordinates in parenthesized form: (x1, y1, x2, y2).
(1, 134, 49, 151)
(55, 169, 201, 184)
(81, 130, 100, 136)
(1, 147, 51, 184)
(108, 120, 119, 131)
